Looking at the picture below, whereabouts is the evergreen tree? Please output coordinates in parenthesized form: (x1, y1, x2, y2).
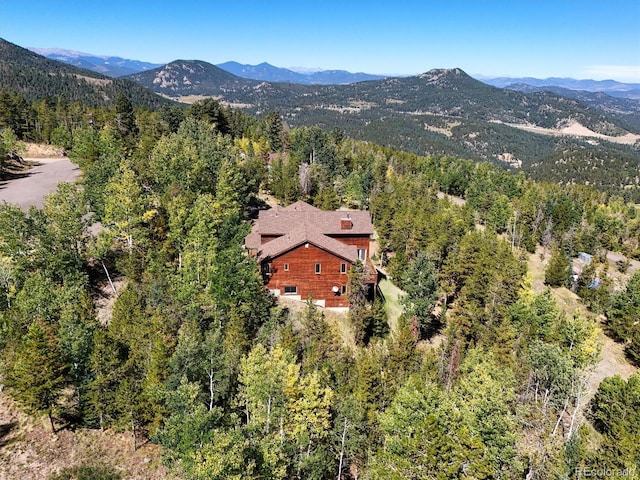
(400, 251, 439, 337)
(368, 377, 490, 479)
(7, 318, 66, 432)
(188, 98, 229, 136)
(545, 247, 570, 287)
(587, 374, 640, 473)
(607, 272, 640, 365)
(347, 260, 369, 345)
(114, 93, 138, 151)
(262, 110, 284, 152)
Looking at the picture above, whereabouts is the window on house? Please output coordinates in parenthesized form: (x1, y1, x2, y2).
(340, 263, 347, 274)
(315, 263, 321, 274)
(264, 263, 271, 274)
(284, 285, 297, 294)
(284, 263, 289, 271)
(357, 249, 366, 261)
(341, 285, 347, 295)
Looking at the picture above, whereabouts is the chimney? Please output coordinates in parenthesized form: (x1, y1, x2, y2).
(340, 214, 353, 230)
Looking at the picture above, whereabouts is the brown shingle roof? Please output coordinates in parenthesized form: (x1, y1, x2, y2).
(244, 228, 261, 251)
(256, 206, 373, 236)
(245, 201, 372, 263)
(257, 223, 358, 262)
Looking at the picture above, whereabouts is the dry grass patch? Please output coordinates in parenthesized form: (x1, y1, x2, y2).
(276, 295, 356, 350)
(22, 142, 64, 158)
(0, 392, 175, 480)
(525, 245, 638, 400)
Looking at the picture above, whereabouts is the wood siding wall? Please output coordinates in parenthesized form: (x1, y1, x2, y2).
(265, 243, 353, 308)
(329, 235, 370, 258)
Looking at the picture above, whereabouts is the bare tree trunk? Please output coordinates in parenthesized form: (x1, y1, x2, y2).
(132, 416, 137, 451)
(337, 417, 348, 480)
(101, 260, 117, 294)
(48, 409, 56, 433)
(552, 396, 569, 436)
(568, 376, 587, 438)
(279, 417, 284, 445)
(542, 219, 553, 259)
(511, 211, 518, 251)
(208, 369, 215, 411)
(266, 396, 272, 434)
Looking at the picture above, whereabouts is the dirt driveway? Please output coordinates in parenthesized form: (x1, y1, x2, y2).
(0, 157, 81, 210)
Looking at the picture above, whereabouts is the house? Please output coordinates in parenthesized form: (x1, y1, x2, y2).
(578, 252, 593, 266)
(573, 251, 594, 275)
(245, 200, 378, 309)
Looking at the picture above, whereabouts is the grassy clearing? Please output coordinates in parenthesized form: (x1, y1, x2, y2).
(527, 245, 549, 294)
(527, 245, 585, 315)
(379, 277, 405, 335)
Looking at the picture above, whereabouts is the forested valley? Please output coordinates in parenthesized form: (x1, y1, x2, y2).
(1, 90, 639, 480)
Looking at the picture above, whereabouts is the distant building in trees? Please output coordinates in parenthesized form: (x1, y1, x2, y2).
(245, 200, 378, 309)
(573, 251, 594, 276)
(578, 252, 593, 266)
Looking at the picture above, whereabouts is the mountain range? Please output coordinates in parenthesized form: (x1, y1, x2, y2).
(29, 47, 640, 98)
(29, 47, 164, 78)
(481, 76, 640, 100)
(4, 38, 640, 200)
(29, 47, 386, 85)
(123, 59, 640, 197)
(217, 61, 386, 84)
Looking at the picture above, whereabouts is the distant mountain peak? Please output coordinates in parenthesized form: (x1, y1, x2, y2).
(0, 38, 171, 108)
(217, 61, 386, 85)
(27, 46, 163, 77)
(30, 47, 101, 58)
(416, 68, 476, 88)
(420, 68, 466, 78)
(480, 75, 640, 99)
(124, 59, 249, 94)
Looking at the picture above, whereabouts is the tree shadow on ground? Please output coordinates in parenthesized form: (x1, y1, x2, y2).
(0, 170, 39, 190)
(0, 421, 18, 448)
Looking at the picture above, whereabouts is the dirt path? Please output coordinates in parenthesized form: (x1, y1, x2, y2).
(0, 157, 81, 210)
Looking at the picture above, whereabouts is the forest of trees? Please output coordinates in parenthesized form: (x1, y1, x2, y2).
(1, 91, 639, 479)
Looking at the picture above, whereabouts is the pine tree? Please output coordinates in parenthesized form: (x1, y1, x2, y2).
(545, 247, 570, 287)
(348, 260, 368, 345)
(607, 272, 640, 366)
(7, 318, 66, 432)
(114, 93, 139, 151)
(400, 252, 439, 337)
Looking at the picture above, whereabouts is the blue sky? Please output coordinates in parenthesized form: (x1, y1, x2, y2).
(1, 0, 639, 81)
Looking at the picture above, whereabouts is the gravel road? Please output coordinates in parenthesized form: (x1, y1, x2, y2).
(0, 157, 81, 210)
